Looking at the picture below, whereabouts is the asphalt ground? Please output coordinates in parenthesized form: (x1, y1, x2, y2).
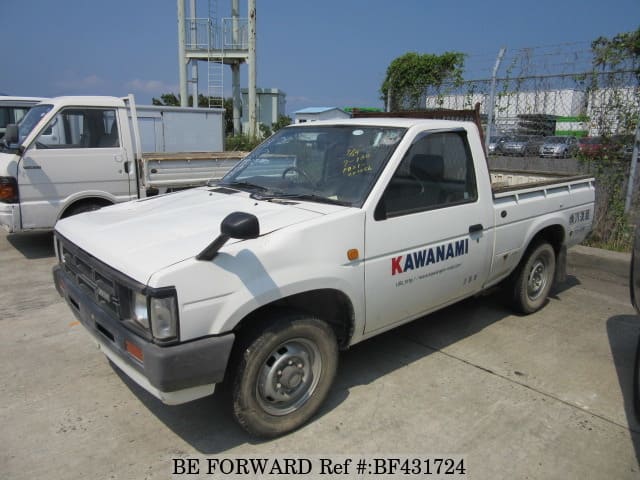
(1, 231, 639, 479)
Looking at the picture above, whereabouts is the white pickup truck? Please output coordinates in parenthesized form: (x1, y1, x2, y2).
(52, 117, 595, 437)
(0, 94, 241, 233)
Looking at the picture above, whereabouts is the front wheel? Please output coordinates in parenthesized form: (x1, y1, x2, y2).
(510, 242, 556, 314)
(231, 312, 338, 437)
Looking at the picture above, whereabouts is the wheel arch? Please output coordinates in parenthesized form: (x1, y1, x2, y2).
(58, 194, 115, 219)
(508, 223, 566, 293)
(526, 223, 565, 256)
(231, 288, 356, 350)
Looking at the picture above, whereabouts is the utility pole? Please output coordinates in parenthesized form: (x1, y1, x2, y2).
(189, 0, 198, 105)
(625, 118, 640, 214)
(232, 0, 241, 134)
(177, 0, 188, 107)
(248, 0, 257, 137)
(485, 47, 506, 153)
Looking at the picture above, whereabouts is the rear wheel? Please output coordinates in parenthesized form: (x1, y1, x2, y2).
(231, 312, 338, 437)
(510, 242, 556, 314)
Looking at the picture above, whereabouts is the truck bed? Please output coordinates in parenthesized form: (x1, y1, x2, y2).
(141, 151, 247, 188)
(490, 169, 593, 194)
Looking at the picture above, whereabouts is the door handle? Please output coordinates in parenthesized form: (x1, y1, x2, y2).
(469, 224, 483, 233)
(124, 161, 130, 174)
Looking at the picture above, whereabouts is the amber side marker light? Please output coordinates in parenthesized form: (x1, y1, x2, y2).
(125, 340, 144, 362)
(347, 249, 360, 261)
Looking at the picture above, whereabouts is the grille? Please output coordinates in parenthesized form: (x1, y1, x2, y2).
(58, 238, 123, 317)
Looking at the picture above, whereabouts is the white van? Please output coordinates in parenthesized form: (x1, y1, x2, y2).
(0, 95, 240, 233)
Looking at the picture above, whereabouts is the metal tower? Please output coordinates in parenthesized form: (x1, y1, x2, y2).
(177, 0, 257, 136)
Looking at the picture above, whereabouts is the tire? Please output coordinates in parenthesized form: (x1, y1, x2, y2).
(510, 242, 556, 314)
(62, 201, 107, 218)
(231, 312, 338, 437)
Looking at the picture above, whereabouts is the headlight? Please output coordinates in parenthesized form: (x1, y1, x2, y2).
(132, 292, 149, 330)
(129, 290, 178, 341)
(150, 296, 178, 340)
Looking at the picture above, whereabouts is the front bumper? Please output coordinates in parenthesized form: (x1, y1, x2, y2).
(0, 202, 20, 233)
(540, 149, 563, 158)
(53, 265, 235, 404)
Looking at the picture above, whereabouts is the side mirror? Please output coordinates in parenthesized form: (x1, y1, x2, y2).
(3, 124, 19, 146)
(220, 211, 260, 239)
(196, 212, 260, 261)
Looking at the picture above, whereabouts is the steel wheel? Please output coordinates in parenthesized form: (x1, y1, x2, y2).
(231, 312, 338, 437)
(527, 257, 550, 302)
(256, 338, 322, 416)
(510, 242, 556, 314)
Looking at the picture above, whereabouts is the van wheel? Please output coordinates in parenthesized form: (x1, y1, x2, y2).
(231, 312, 338, 437)
(62, 201, 108, 218)
(511, 242, 556, 314)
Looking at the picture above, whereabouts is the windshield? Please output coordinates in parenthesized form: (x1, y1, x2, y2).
(220, 125, 406, 207)
(546, 136, 565, 143)
(17, 104, 53, 144)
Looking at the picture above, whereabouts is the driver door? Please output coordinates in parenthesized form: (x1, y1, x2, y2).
(17, 107, 135, 229)
(364, 130, 494, 334)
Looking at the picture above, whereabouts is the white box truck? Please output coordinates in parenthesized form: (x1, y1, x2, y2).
(0, 95, 242, 233)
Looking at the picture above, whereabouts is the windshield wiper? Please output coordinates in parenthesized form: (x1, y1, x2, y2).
(251, 191, 351, 206)
(223, 181, 269, 192)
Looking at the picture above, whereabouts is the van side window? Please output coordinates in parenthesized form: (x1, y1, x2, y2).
(36, 108, 119, 149)
(378, 131, 477, 219)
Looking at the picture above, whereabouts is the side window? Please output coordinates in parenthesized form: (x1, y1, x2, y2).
(378, 131, 477, 219)
(35, 108, 119, 148)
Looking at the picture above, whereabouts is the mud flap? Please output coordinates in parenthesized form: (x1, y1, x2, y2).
(554, 245, 567, 285)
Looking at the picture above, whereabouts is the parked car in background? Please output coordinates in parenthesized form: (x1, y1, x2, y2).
(488, 136, 507, 155)
(578, 137, 604, 157)
(612, 134, 635, 159)
(501, 135, 545, 156)
(539, 136, 579, 158)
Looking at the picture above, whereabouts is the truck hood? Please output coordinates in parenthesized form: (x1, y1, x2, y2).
(55, 187, 340, 284)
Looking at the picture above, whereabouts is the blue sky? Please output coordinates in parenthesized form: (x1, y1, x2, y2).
(2, 0, 638, 115)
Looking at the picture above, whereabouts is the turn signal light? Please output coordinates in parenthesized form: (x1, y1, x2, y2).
(347, 249, 360, 261)
(125, 340, 144, 362)
(0, 177, 18, 203)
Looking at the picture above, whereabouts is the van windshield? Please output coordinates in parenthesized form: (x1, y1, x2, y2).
(220, 125, 406, 207)
(18, 104, 53, 144)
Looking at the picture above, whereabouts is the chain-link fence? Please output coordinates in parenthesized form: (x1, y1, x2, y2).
(422, 42, 640, 250)
(425, 44, 638, 137)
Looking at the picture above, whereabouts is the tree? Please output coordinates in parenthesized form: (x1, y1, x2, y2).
(591, 27, 640, 78)
(580, 27, 640, 251)
(152, 93, 180, 106)
(272, 114, 292, 132)
(380, 52, 465, 110)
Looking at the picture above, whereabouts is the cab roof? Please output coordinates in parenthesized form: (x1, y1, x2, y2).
(291, 117, 476, 130)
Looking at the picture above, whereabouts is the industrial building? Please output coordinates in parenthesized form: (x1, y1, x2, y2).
(294, 107, 350, 124)
(425, 87, 638, 136)
(241, 88, 286, 133)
